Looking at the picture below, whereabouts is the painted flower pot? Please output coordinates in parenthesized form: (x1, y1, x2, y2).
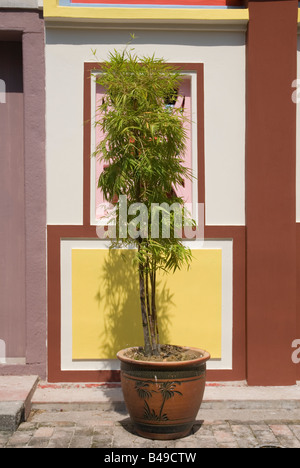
(117, 347, 210, 440)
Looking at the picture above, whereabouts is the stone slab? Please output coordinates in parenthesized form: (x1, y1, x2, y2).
(0, 376, 39, 431)
(0, 376, 39, 402)
(0, 401, 24, 432)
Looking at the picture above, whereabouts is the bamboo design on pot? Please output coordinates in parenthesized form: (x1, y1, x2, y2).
(135, 380, 183, 421)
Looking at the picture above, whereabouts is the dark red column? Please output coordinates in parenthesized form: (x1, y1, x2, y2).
(246, 0, 298, 385)
(0, 42, 25, 360)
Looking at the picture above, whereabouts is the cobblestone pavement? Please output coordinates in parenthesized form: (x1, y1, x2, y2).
(1, 408, 300, 448)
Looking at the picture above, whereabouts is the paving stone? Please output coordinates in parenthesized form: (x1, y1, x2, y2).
(6, 431, 32, 447)
(196, 437, 219, 448)
(213, 428, 239, 448)
(269, 424, 300, 448)
(290, 424, 300, 440)
(0, 432, 14, 448)
(47, 427, 75, 449)
(1, 407, 300, 448)
(92, 428, 113, 448)
(17, 421, 38, 432)
(27, 437, 50, 448)
(33, 427, 54, 438)
(230, 424, 258, 448)
(250, 423, 280, 447)
(69, 434, 93, 449)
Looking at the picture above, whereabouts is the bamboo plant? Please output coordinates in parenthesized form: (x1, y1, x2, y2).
(93, 48, 195, 357)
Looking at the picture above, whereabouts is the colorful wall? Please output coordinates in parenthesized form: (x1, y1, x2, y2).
(45, 0, 247, 382)
(44, 0, 300, 385)
(1, 0, 300, 385)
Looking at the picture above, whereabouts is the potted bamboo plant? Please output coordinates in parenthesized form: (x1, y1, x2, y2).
(93, 47, 210, 440)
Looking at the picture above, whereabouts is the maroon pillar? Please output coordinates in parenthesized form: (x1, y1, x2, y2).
(0, 42, 25, 360)
(246, 0, 298, 385)
(0, 11, 46, 377)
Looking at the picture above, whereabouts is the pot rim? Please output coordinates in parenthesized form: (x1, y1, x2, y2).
(117, 346, 211, 368)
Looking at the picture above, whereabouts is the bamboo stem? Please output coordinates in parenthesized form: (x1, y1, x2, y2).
(138, 254, 151, 356)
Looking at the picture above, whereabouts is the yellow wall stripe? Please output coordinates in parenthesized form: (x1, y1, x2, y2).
(44, 0, 249, 22)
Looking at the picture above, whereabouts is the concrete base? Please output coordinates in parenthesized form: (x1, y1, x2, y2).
(0, 402, 25, 432)
(0, 376, 39, 431)
(31, 380, 300, 411)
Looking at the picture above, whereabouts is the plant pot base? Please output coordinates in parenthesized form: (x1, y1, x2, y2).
(117, 346, 210, 441)
(134, 422, 192, 441)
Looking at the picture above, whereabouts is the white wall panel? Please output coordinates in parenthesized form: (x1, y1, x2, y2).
(46, 29, 246, 225)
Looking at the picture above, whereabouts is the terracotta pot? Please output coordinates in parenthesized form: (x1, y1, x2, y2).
(117, 347, 210, 440)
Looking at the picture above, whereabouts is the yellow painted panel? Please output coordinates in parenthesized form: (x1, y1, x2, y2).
(72, 248, 222, 360)
(44, 0, 249, 22)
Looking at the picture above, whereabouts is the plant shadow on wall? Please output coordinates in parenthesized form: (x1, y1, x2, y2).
(95, 249, 174, 359)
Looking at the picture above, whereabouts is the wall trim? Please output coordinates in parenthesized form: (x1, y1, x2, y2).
(44, 0, 249, 29)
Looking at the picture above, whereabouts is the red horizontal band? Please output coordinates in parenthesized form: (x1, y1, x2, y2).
(70, 0, 244, 7)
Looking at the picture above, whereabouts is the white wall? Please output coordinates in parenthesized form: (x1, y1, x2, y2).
(46, 28, 246, 226)
(0, 0, 43, 8)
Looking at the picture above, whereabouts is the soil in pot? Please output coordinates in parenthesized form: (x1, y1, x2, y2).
(124, 344, 201, 362)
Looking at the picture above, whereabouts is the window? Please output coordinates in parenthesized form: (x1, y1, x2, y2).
(90, 70, 199, 225)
